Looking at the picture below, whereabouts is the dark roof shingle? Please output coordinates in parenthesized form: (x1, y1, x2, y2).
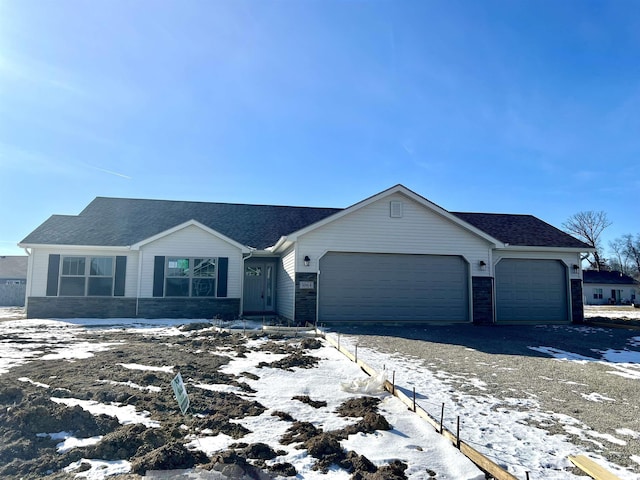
(452, 212, 591, 249)
(583, 270, 639, 285)
(21, 196, 590, 250)
(21, 197, 343, 250)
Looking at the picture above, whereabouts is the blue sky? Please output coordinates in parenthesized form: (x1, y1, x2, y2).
(1, 0, 638, 256)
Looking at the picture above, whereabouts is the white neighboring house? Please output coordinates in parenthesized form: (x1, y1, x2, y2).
(18, 185, 593, 325)
(583, 270, 639, 305)
(0, 256, 28, 306)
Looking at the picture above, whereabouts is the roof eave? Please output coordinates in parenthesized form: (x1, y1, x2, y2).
(18, 243, 132, 251)
(495, 245, 596, 253)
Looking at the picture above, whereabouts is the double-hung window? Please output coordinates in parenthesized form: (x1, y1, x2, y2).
(593, 288, 603, 300)
(59, 256, 114, 296)
(166, 258, 217, 297)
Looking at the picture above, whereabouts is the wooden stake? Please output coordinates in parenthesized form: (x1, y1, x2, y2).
(355, 344, 358, 363)
(456, 416, 461, 449)
(525, 472, 530, 480)
(412, 387, 416, 412)
(392, 371, 395, 395)
(440, 403, 445, 434)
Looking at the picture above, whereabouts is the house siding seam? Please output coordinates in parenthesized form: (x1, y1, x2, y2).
(277, 247, 295, 320)
(571, 279, 584, 324)
(472, 276, 494, 325)
(294, 272, 317, 325)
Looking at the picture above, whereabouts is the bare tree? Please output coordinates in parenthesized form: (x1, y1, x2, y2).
(621, 234, 640, 279)
(608, 238, 631, 275)
(562, 211, 611, 270)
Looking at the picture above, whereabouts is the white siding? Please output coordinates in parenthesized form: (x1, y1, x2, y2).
(584, 283, 637, 305)
(138, 225, 243, 298)
(27, 247, 138, 297)
(297, 193, 492, 274)
(277, 247, 295, 320)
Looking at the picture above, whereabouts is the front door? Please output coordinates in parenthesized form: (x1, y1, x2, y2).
(243, 260, 276, 313)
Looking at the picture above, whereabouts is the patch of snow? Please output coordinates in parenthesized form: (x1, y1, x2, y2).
(64, 459, 131, 479)
(18, 376, 49, 388)
(581, 392, 616, 403)
(118, 363, 174, 373)
(51, 397, 160, 428)
(99, 379, 162, 392)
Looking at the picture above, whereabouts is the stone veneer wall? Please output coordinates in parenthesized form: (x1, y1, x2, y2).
(27, 297, 137, 319)
(294, 272, 318, 325)
(472, 276, 494, 325)
(137, 298, 240, 319)
(27, 297, 240, 320)
(570, 279, 584, 324)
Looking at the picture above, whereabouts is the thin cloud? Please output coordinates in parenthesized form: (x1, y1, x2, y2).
(85, 164, 132, 180)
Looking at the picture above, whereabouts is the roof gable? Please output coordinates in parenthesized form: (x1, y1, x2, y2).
(274, 184, 502, 249)
(130, 220, 251, 252)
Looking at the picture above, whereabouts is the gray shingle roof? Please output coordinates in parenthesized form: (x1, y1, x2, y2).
(21, 196, 590, 250)
(21, 197, 343, 250)
(583, 270, 639, 285)
(451, 212, 591, 249)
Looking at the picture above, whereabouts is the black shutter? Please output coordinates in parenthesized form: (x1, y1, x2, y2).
(217, 257, 228, 298)
(153, 256, 165, 297)
(114, 256, 127, 296)
(46, 254, 61, 296)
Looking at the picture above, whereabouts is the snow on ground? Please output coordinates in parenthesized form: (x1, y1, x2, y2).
(335, 331, 640, 480)
(584, 305, 640, 320)
(0, 313, 485, 480)
(1, 307, 639, 479)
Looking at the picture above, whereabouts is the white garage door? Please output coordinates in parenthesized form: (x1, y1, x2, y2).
(318, 252, 469, 323)
(495, 259, 568, 323)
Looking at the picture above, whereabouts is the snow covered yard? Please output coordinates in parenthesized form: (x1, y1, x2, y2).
(333, 319, 640, 480)
(1, 307, 639, 479)
(0, 311, 485, 480)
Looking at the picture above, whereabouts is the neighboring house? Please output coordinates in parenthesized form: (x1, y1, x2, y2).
(583, 270, 639, 305)
(19, 185, 592, 325)
(0, 256, 28, 306)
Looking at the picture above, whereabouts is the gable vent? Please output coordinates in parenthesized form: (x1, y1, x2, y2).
(390, 200, 403, 218)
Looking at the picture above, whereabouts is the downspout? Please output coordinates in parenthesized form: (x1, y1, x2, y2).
(240, 251, 253, 317)
(22, 247, 32, 311)
(136, 248, 142, 318)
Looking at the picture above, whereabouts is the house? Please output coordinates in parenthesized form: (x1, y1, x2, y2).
(18, 185, 592, 324)
(0, 256, 28, 306)
(583, 270, 638, 305)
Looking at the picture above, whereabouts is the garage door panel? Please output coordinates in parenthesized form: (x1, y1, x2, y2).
(496, 259, 568, 323)
(318, 252, 469, 323)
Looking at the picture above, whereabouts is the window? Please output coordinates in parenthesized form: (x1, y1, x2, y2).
(165, 257, 217, 297)
(593, 288, 603, 300)
(60, 256, 114, 296)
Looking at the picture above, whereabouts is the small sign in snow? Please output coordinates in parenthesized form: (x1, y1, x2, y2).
(171, 372, 190, 415)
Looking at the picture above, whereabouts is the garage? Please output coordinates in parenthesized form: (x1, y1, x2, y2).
(318, 252, 469, 323)
(495, 259, 568, 324)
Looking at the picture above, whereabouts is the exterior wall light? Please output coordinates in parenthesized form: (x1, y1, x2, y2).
(479, 260, 487, 271)
(572, 264, 580, 273)
(304, 255, 311, 267)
